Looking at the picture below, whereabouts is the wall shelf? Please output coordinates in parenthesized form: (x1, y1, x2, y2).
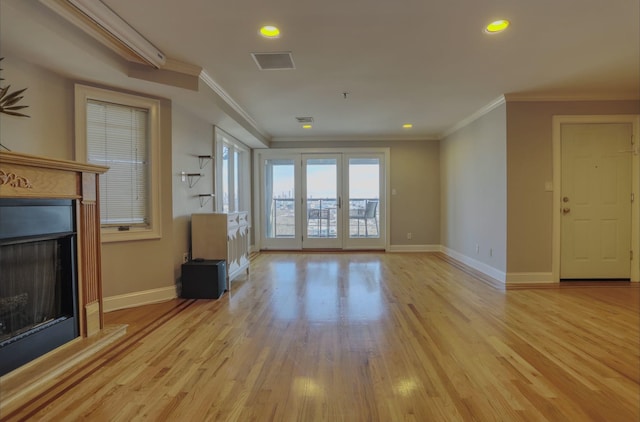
(197, 193, 215, 207)
(181, 172, 204, 188)
(198, 155, 213, 169)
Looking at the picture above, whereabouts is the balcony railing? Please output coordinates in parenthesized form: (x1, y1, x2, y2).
(266, 198, 379, 239)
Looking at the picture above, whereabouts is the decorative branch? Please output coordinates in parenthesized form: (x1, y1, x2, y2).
(0, 58, 29, 118)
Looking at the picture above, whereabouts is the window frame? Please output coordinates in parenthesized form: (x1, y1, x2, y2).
(215, 127, 250, 216)
(75, 84, 162, 243)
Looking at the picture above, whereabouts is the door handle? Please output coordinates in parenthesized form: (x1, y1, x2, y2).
(337, 197, 342, 209)
(562, 208, 571, 214)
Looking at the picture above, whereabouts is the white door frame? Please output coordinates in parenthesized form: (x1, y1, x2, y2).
(253, 147, 391, 251)
(258, 154, 302, 250)
(552, 115, 640, 282)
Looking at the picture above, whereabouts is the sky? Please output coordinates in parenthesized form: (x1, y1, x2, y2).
(270, 162, 379, 199)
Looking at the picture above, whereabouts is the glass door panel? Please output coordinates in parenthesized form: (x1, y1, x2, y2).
(221, 145, 229, 212)
(262, 157, 300, 249)
(344, 154, 385, 249)
(303, 155, 342, 249)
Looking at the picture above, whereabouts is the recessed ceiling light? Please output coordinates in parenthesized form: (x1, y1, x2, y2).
(260, 25, 281, 38)
(485, 19, 510, 34)
(302, 124, 312, 129)
(402, 123, 413, 129)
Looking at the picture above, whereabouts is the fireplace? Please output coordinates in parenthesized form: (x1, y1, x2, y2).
(0, 151, 107, 379)
(0, 199, 79, 376)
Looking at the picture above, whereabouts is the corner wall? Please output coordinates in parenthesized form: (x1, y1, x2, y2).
(171, 103, 215, 282)
(440, 104, 507, 279)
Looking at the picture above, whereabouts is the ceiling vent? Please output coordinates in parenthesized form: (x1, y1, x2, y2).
(251, 52, 295, 70)
(295, 117, 314, 124)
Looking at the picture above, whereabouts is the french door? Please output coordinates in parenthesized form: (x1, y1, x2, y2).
(302, 154, 343, 248)
(259, 150, 386, 250)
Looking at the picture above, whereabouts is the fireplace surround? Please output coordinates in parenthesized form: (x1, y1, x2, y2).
(0, 151, 107, 376)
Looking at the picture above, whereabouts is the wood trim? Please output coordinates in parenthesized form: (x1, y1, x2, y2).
(84, 302, 101, 336)
(0, 150, 107, 174)
(102, 286, 177, 312)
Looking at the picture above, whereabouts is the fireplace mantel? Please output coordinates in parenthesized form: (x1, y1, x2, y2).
(0, 150, 108, 337)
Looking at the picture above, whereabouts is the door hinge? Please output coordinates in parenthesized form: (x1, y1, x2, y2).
(632, 193, 635, 203)
(631, 250, 634, 261)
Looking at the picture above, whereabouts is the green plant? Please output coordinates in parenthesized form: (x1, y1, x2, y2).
(0, 58, 29, 118)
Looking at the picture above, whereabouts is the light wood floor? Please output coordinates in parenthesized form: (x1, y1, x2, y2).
(3, 252, 639, 421)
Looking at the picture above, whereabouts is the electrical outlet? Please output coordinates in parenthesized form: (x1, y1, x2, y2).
(475, 244, 480, 254)
(407, 232, 412, 240)
(182, 252, 189, 263)
(489, 248, 493, 257)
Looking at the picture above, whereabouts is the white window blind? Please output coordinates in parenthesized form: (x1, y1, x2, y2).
(86, 100, 149, 227)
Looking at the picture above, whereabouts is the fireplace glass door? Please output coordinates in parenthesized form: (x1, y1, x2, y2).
(0, 236, 76, 342)
(0, 199, 79, 376)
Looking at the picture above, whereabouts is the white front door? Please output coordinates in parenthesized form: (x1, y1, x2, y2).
(560, 123, 633, 279)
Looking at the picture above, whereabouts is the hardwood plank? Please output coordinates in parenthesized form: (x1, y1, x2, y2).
(2, 252, 638, 421)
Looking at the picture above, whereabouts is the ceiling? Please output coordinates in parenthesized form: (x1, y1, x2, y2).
(1, 0, 639, 147)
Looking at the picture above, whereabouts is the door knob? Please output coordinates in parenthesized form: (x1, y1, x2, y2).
(562, 196, 570, 203)
(562, 208, 571, 214)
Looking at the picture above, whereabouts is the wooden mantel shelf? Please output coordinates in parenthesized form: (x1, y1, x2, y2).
(0, 150, 107, 174)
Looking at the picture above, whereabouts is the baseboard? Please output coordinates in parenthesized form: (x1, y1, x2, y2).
(441, 246, 506, 283)
(506, 272, 554, 284)
(387, 244, 442, 253)
(103, 286, 177, 313)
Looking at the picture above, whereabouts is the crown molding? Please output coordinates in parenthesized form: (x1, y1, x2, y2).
(271, 135, 440, 143)
(163, 58, 202, 76)
(440, 95, 506, 139)
(199, 70, 271, 141)
(504, 93, 640, 102)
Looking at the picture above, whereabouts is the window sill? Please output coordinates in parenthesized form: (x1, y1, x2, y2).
(101, 227, 161, 243)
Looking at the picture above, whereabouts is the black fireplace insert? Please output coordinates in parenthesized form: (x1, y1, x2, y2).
(0, 198, 79, 376)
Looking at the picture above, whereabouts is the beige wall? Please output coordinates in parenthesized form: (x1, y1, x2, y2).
(440, 104, 507, 272)
(101, 98, 175, 297)
(268, 140, 441, 247)
(172, 104, 215, 280)
(7, 56, 637, 290)
(506, 100, 640, 273)
(0, 56, 74, 158)
(0, 58, 176, 298)
(387, 141, 440, 246)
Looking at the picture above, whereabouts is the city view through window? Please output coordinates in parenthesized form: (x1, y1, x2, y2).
(266, 158, 380, 239)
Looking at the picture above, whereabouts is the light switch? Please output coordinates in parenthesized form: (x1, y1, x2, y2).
(544, 182, 553, 192)
(392, 188, 397, 195)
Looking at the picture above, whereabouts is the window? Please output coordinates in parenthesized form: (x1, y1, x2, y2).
(215, 127, 249, 214)
(75, 84, 161, 242)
